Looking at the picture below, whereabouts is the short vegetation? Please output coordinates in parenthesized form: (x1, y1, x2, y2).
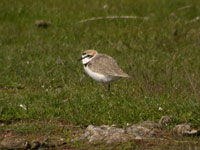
(0, 0, 200, 130)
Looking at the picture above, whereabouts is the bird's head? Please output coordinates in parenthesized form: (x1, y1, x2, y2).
(78, 50, 98, 65)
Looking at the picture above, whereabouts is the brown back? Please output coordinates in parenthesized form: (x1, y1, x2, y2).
(87, 54, 129, 77)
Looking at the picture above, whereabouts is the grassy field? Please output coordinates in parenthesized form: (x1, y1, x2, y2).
(1, 0, 200, 134)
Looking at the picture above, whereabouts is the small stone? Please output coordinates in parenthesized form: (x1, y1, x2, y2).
(0, 137, 30, 150)
(170, 12, 175, 17)
(159, 115, 174, 126)
(126, 121, 160, 139)
(111, 124, 117, 127)
(158, 107, 163, 111)
(186, 129, 200, 136)
(73, 125, 131, 143)
(31, 140, 41, 149)
(137, 120, 160, 129)
(73, 121, 161, 143)
(172, 123, 193, 136)
(35, 20, 51, 28)
(41, 137, 56, 148)
(103, 4, 108, 9)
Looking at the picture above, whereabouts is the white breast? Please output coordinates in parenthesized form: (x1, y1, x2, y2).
(84, 66, 117, 83)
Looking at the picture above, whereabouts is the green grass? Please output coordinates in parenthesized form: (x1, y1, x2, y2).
(0, 0, 200, 129)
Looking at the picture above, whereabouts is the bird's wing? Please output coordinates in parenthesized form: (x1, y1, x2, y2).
(88, 54, 129, 77)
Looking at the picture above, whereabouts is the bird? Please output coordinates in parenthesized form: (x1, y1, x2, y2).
(78, 50, 130, 90)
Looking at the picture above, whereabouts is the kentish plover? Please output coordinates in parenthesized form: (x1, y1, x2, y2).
(78, 50, 129, 90)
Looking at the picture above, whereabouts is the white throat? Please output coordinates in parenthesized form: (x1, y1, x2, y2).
(82, 54, 96, 65)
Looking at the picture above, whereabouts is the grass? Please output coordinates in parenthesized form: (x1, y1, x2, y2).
(0, 0, 200, 132)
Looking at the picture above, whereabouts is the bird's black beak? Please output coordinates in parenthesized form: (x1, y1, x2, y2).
(77, 55, 88, 61)
(78, 57, 83, 61)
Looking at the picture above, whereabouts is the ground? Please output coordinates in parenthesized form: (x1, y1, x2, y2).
(0, 0, 200, 149)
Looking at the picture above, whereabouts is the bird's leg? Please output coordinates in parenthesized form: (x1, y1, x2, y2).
(108, 83, 111, 92)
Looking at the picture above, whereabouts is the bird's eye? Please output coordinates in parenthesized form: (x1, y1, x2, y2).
(82, 53, 86, 55)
